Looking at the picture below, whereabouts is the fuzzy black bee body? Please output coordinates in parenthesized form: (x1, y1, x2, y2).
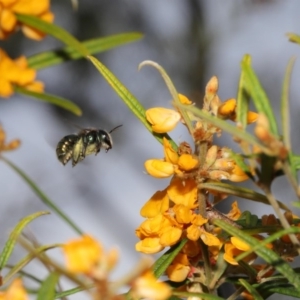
(56, 126, 121, 167)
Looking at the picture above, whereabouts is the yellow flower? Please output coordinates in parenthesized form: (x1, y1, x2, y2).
(146, 107, 181, 133)
(226, 201, 241, 221)
(178, 93, 192, 104)
(144, 159, 175, 178)
(228, 164, 248, 182)
(140, 189, 169, 218)
(224, 237, 256, 265)
(0, 278, 28, 300)
(167, 177, 197, 208)
(173, 204, 192, 224)
(177, 154, 199, 171)
(135, 237, 164, 254)
(159, 226, 182, 246)
(0, 125, 20, 152)
(0, 49, 44, 98)
(132, 271, 172, 300)
(166, 253, 191, 282)
(186, 224, 200, 241)
(62, 234, 102, 274)
(163, 137, 178, 164)
(0, 0, 54, 40)
(217, 98, 258, 124)
(217, 98, 236, 120)
(230, 236, 251, 251)
(200, 230, 222, 247)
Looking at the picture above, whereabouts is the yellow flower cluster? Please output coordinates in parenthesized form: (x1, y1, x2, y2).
(135, 77, 259, 282)
(0, 49, 44, 97)
(0, 0, 54, 40)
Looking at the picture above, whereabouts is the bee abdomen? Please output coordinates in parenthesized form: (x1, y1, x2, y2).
(56, 134, 79, 165)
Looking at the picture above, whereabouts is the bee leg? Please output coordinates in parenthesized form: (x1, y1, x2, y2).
(95, 148, 101, 156)
(72, 138, 84, 167)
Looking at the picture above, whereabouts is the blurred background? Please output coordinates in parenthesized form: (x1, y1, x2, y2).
(1, 0, 300, 298)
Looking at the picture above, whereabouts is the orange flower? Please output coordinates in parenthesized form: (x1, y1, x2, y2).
(62, 234, 102, 274)
(177, 154, 199, 171)
(217, 98, 258, 124)
(0, 49, 44, 97)
(0, 0, 54, 40)
(0, 125, 20, 152)
(226, 201, 242, 221)
(0, 278, 28, 300)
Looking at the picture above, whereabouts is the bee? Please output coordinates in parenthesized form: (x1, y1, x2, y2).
(56, 125, 122, 167)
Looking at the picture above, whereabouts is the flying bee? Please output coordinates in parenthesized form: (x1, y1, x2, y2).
(56, 125, 122, 167)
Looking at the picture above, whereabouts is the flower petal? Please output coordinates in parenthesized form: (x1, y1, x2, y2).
(145, 159, 175, 178)
(146, 107, 180, 133)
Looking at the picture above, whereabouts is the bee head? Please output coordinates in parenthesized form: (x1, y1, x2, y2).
(98, 130, 113, 152)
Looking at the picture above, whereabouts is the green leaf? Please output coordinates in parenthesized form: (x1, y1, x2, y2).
(293, 155, 300, 170)
(15, 14, 89, 56)
(176, 102, 267, 152)
(286, 32, 300, 45)
(236, 55, 252, 128)
(199, 182, 290, 211)
(261, 285, 300, 298)
(281, 57, 295, 152)
(87, 55, 177, 150)
(55, 286, 88, 299)
(152, 238, 187, 278)
(3, 244, 60, 285)
(37, 272, 59, 300)
(0, 211, 49, 271)
(1, 157, 83, 235)
(215, 220, 300, 291)
(239, 279, 263, 300)
(28, 33, 143, 70)
(241, 56, 278, 136)
(14, 86, 82, 116)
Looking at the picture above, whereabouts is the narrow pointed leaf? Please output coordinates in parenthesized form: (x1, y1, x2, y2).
(236, 55, 252, 128)
(3, 244, 60, 285)
(239, 279, 263, 300)
(241, 57, 278, 136)
(55, 286, 87, 299)
(176, 102, 267, 152)
(14, 86, 82, 116)
(215, 220, 300, 290)
(37, 272, 59, 300)
(87, 55, 177, 149)
(261, 286, 300, 298)
(152, 238, 187, 278)
(28, 33, 143, 70)
(281, 57, 297, 178)
(200, 182, 290, 211)
(1, 157, 83, 235)
(16, 14, 89, 56)
(0, 211, 49, 270)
